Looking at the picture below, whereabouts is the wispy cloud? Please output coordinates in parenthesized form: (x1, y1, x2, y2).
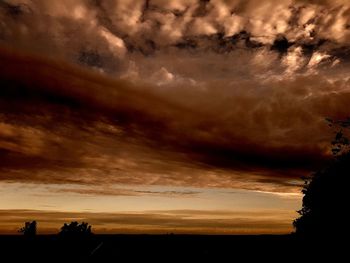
(53, 185, 200, 197)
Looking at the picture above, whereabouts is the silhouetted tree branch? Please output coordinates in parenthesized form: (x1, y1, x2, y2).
(326, 117, 350, 156)
(18, 221, 37, 237)
(294, 117, 350, 237)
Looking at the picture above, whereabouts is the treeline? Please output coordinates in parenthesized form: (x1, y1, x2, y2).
(18, 221, 93, 237)
(294, 117, 350, 237)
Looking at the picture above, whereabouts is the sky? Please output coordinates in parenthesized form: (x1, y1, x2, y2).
(0, 0, 350, 234)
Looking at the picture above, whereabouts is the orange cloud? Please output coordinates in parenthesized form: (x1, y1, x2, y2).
(0, 209, 295, 235)
(1, 44, 349, 194)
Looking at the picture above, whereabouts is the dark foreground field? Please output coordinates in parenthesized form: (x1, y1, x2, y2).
(0, 234, 345, 262)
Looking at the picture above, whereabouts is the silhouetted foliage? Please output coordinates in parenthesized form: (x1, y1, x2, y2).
(59, 221, 93, 238)
(18, 221, 37, 237)
(294, 118, 350, 237)
(326, 117, 350, 156)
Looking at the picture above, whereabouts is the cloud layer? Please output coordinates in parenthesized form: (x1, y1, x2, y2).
(0, 209, 294, 234)
(1, 0, 350, 194)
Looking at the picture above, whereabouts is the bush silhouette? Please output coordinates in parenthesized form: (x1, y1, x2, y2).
(18, 221, 37, 237)
(294, 118, 350, 237)
(59, 221, 92, 238)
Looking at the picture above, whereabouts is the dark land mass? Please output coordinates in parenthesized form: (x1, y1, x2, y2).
(0, 234, 345, 262)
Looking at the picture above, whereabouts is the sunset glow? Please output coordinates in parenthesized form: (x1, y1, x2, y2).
(1, 0, 350, 234)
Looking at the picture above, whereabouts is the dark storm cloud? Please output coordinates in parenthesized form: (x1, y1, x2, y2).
(1, 0, 350, 193)
(2, 0, 350, 63)
(1, 45, 348, 193)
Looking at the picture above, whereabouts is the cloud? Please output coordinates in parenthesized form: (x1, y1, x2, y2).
(0, 209, 295, 234)
(1, 1, 350, 194)
(52, 185, 200, 197)
(2, 0, 350, 60)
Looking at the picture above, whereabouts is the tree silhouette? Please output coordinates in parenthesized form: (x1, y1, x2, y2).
(328, 117, 350, 156)
(18, 221, 37, 237)
(294, 118, 350, 237)
(59, 221, 92, 238)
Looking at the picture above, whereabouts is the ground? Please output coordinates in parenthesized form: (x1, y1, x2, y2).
(0, 234, 345, 262)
